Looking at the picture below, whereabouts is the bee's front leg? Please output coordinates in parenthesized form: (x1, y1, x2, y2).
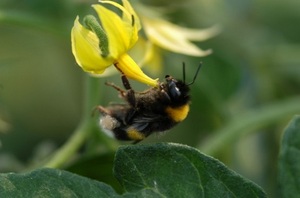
(120, 75, 138, 124)
(121, 75, 136, 108)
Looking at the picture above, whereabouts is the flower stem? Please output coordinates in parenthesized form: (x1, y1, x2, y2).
(199, 96, 300, 156)
(44, 75, 102, 168)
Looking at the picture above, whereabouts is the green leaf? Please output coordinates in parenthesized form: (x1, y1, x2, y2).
(0, 168, 119, 198)
(114, 143, 266, 198)
(0, 143, 266, 197)
(278, 115, 300, 198)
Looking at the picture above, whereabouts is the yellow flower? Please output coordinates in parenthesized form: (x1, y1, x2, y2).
(142, 16, 221, 57)
(71, 0, 158, 87)
(128, 3, 221, 74)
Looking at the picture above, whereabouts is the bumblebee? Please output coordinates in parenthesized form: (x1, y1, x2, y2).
(95, 63, 202, 143)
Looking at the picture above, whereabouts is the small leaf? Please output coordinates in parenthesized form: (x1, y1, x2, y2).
(0, 168, 119, 197)
(278, 115, 300, 198)
(114, 143, 266, 198)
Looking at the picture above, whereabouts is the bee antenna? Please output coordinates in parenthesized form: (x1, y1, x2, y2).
(187, 62, 203, 86)
(182, 62, 186, 84)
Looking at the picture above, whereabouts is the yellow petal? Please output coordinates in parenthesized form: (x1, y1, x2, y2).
(115, 53, 158, 87)
(98, 0, 140, 49)
(95, 39, 162, 78)
(141, 43, 162, 75)
(142, 17, 214, 57)
(131, 39, 162, 75)
(171, 24, 221, 41)
(71, 16, 114, 74)
(121, 0, 141, 30)
(121, 0, 141, 47)
(92, 2, 137, 59)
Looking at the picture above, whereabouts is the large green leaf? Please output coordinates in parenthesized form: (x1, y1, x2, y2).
(0, 143, 266, 197)
(0, 168, 119, 198)
(114, 143, 266, 198)
(278, 115, 300, 198)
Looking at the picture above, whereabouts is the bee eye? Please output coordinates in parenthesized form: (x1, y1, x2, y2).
(165, 75, 170, 79)
(168, 81, 181, 98)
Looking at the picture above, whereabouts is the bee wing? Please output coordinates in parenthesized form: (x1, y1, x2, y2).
(103, 104, 131, 123)
(130, 113, 167, 132)
(133, 112, 165, 123)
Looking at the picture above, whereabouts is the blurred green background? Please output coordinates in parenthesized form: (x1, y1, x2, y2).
(1, 0, 300, 196)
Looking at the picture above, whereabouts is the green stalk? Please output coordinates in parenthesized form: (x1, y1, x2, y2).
(44, 75, 102, 168)
(199, 96, 300, 156)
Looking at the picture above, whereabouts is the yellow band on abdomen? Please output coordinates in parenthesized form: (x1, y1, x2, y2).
(127, 128, 145, 140)
(165, 105, 190, 122)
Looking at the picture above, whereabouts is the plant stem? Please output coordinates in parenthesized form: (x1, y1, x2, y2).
(199, 96, 300, 156)
(44, 75, 102, 168)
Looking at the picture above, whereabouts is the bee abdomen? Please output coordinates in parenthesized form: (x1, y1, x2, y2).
(126, 128, 146, 140)
(165, 104, 190, 122)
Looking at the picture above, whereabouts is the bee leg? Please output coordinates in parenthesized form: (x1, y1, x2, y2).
(107, 102, 127, 106)
(121, 74, 131, 90)
(113, 63, 137, 107)
(92, 105, 111, 116)
(105, 82, 127, 98)
(132, 139, 142, 144)
(126, 90, 136, 107)
(116, 75, 138, 123)
(121, 75, 136, 107)
(161, 89, 171, 102)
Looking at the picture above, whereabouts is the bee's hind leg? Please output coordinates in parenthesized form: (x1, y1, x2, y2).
(132, 139, 142, 144)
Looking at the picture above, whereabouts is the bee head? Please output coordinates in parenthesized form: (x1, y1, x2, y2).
(165, 75, 190, 106)
(164, 62, 202, 106)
